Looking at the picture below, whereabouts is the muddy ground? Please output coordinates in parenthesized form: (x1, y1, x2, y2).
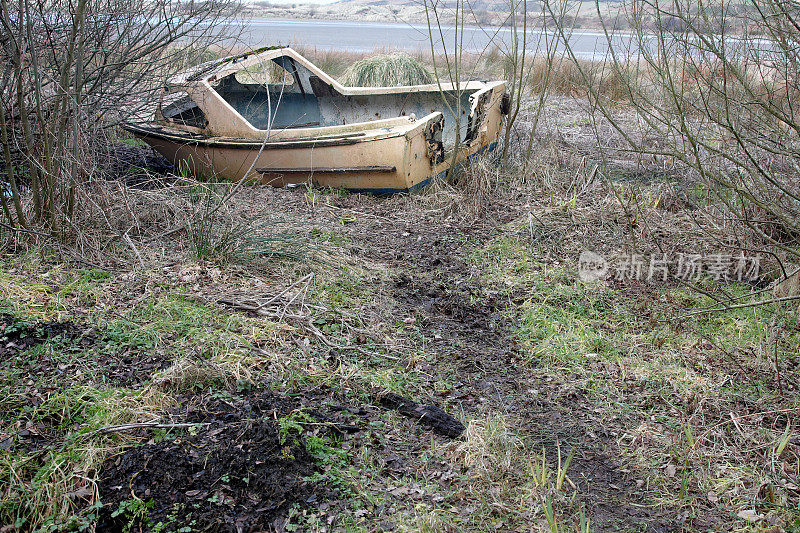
(4, 115, 797, 531)
(72, 181, 690, 532)
(98, 392, 322, 532)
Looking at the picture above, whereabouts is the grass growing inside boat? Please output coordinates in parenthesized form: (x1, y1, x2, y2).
(340, 53, 433, 87)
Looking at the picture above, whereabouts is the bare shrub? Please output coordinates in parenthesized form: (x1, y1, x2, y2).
(0, 0, 241, 234)
(550, 0, 800, 286)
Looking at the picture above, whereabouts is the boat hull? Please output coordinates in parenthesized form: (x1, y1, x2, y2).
(123, 46, 507, 193)
(126, 107, 503, 193)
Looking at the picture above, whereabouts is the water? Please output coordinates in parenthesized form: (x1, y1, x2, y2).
(238, 18, 652, 59)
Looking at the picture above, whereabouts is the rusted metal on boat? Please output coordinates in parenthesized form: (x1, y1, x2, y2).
(123, 47, 507, 193)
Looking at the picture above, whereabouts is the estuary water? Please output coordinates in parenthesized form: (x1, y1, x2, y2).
(239, 18, 652, 59)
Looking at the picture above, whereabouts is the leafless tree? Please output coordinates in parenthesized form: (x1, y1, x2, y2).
(550, 0, 800, 285)
(0, 0, 241, 234)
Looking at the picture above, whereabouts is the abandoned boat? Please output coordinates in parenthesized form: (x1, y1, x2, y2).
(123, 47, 508, 193)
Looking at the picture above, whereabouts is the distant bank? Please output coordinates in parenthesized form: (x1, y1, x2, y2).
(236, 18, 647, 59)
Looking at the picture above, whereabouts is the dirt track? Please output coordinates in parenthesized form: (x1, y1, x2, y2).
(4, 134, 796, 530)
(86, 185, 688, 531)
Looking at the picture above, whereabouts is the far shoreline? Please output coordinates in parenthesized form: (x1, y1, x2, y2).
(240, 15, 638, 39)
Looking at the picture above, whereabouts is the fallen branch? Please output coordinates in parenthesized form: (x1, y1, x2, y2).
(305, 321, 402, 361)
(675, 295, 800, 320)
(695, 407, 800, 447)
(376, 391, 465, 438)
(215, 274, 401, 361)
(217, 273, 315, 320)
(80, 422, 208, 438)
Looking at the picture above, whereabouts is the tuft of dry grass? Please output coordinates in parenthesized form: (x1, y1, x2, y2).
(340, 53, 433, 87)
(150, 356, 250, 392)
(455, 414, 526, 484)
(443, 413, 583, 530)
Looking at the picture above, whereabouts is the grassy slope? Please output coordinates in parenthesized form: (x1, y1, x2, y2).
(1, 93, 799, 531)
(0, 182, 797, 531)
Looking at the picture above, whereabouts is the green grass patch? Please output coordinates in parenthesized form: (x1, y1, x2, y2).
(469, 231, 800, 526)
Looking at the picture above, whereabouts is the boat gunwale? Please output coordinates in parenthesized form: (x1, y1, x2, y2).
(168, 47, 505, 98)
(158, 47, 506, 142)
(121, 122, 415, 150)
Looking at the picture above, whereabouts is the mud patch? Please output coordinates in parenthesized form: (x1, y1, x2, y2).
(0, 314, 170, 389)
(0, 313, 85, 357)
(96, 347, 174, 388)
(98, 393, 321, 532)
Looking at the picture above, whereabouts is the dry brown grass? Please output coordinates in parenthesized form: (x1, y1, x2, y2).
(221, 45, 641, 109)
(150, 356, 251, 392)
(455, 414, 526, 483)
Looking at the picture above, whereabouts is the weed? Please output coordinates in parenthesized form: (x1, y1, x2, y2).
(111, 498, 155, 532)
(151, 503, 195, 533)
(118, 137, 146, 148)
(185, 186, 310, 264)
(278, 409, 355, 496)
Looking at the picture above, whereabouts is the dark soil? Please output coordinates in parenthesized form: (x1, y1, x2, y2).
(96, 381, 473, 532)
(377, 391, 465, 438)
(0, 313, 171, 390)
(97, 393, 321, 533)
(313, 193, 682, 530)
(0, 313, 85, 357)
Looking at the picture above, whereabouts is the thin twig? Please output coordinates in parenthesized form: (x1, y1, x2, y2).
(695, 407, 800, 446)
(324, 199, 404, 223)
(304, 321, 401, 361)
(217, 273, 315, 320)
(676, 294, 800, 319)
(0, 221, 49, 237)
(123, 231, 145, 269)
(80, 422, 208, 439)
(256, 273, 313, 311)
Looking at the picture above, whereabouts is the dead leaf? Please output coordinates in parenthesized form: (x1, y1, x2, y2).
(737, 509, 763, 523)
(66, 487, 94, 500)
